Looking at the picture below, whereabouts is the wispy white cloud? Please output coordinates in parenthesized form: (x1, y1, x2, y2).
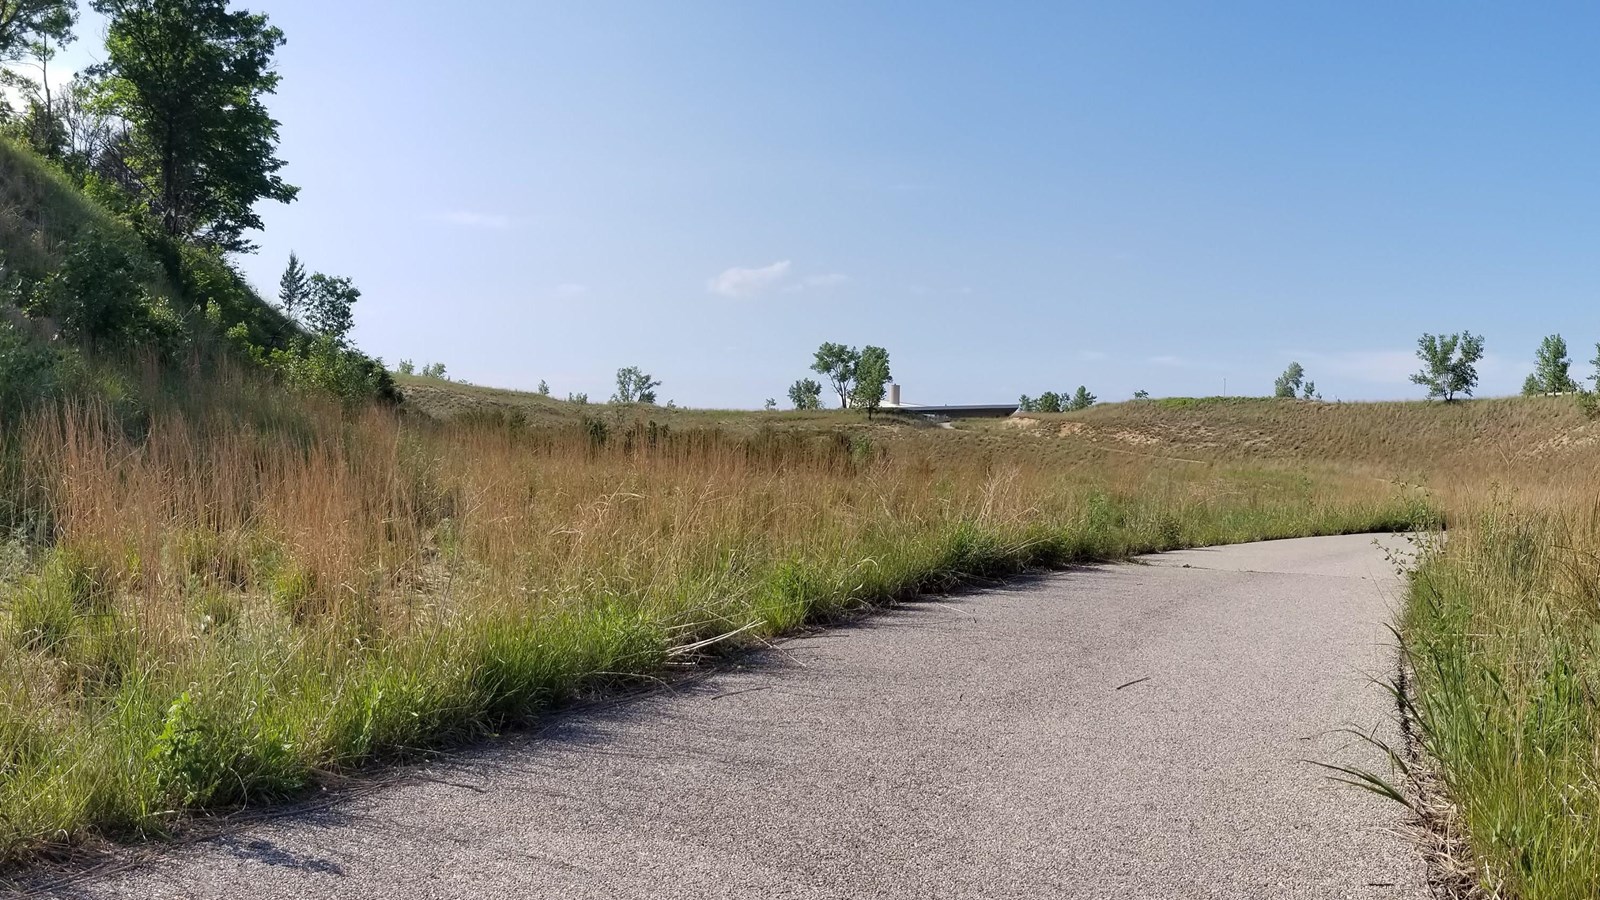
(553, 283, 589, 298)
(708, 260, 793, 298)
(1148, 355, 1185, 367)
(437, 211, 514, 229)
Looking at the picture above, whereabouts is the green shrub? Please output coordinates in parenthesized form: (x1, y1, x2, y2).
(270, 335, 399, 405)
(30, 227, 160, 345)
(0, 321, 62, 415)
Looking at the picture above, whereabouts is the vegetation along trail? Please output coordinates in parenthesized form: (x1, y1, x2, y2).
(40, 534, 1425, 899)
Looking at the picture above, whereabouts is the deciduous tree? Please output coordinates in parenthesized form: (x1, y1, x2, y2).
(90, 0, 298, 251)
(1273, 362, 1305, 398)
(1523, 333, 1577, 395)
(0, 0, 74, 63)
(788, 377, 823, 410)
(1410, 332, 1484, 402)
(304, 273, 358, 345)
(850, 345, 891, 418)
(811, 342, 860, 408)
(612, 366, 661, 404)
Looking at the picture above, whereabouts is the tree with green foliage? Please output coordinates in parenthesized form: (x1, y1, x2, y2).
(567, 391, 588, 405)
(611, 366, 660, 404)
(395, 359, 415, 376)
(0, 1, 76, 159)
(1301, 380, 1320, 401)
(89, 0, 298, 252)
(811, 342, 860, 408)
(1522, 333, 1578, 396)
(0, 0, 74, 62)
(1017, 395, 1035, 412)
(788, 377, 823, 410)
(422, 362, 447, 379)
(1273, 362, 1305, 398)
(1133, 390, 1150, 400)
(303, 272, 358, 345)
(1068, 386, 1097, 411)
(1410, 332, 1484, 402)
(850, 345, 891, 418)
(277, 251, 309, 319)
(1034, 391, 1063, 413)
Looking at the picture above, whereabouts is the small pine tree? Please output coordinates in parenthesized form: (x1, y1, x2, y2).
(278, 252, 309, 319)
(537, 379, 550, 395)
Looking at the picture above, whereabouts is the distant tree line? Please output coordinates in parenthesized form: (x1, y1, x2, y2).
(1018, 387, 1096, 413)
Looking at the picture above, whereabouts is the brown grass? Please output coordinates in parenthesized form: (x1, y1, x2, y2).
(0, 390, 1428, 862)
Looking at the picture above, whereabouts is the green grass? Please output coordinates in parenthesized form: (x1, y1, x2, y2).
(1398, 500, 1600, 899)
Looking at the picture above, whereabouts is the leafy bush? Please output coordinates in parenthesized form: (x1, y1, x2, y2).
(29, 226, 159, 345)
(0, 321, 63, 415)
(271, 335, 399, 405)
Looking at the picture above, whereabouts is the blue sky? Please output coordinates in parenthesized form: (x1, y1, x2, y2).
(43, 2, 1600, 406)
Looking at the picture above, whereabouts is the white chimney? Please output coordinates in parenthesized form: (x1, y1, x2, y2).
(889, 383, 901, 407)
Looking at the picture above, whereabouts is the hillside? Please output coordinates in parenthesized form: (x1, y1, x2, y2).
(0, 138, 393, 419)
(401, 375, 1599, 481)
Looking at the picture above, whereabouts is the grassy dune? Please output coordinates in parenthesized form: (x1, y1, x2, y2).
(0, 392, 1430, 862)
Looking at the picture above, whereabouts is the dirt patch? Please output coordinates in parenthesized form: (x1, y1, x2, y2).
(1112, 429, 1159, 446)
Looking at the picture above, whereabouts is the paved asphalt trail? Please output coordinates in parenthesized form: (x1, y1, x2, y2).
(40, 534, 1427, 899)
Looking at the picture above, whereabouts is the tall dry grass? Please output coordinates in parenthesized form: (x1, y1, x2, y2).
(0, 397, 1429, 860)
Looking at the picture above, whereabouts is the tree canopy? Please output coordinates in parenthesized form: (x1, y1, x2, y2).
(0, 0, 74, 62)
(1273, 362, 1305, 399)
(788, 377, 823, 410)
(612, 366, 661, 404)
(811, 342, 859, 409)
(1523, 333, 1578, 396)
(90, 0, 298, 251)
(1410, 332, 1485, 402)
(850, 346, 891, 418)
